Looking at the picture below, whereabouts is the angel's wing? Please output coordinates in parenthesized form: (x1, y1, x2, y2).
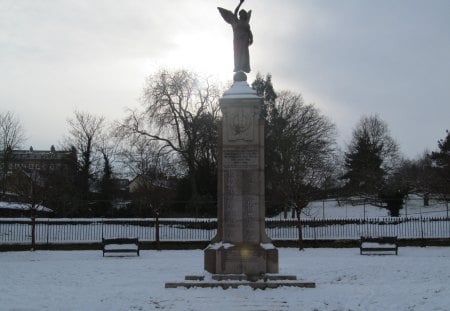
(247, 10, 252, 22)
(218, 7, 237, 24)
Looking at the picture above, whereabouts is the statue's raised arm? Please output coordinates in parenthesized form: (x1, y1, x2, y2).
(218, 0, 253, 77)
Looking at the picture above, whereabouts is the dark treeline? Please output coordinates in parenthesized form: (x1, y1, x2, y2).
(1, 69, 449, 219)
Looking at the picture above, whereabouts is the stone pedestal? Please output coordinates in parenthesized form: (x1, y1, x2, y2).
(204, 80, 278, 275)
(165, 80, 315, 289)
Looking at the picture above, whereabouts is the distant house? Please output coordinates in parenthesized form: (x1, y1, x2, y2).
(90, 178, 130, 196)
(1, 146, 77, 205)
(114, 178, 130, 195)
(128, 174, 174, 194)
(0, 145, 76, 175)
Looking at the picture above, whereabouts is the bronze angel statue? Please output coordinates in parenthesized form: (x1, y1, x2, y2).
(218, 0, 253, 74)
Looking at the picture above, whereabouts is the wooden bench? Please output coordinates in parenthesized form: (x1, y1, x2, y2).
(102, 238, 140, 257)
(360, 236, 398, 255)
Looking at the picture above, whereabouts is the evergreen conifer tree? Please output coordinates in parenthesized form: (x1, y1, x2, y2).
(342, 131, 385, 195)
(430, 130, 450, 197)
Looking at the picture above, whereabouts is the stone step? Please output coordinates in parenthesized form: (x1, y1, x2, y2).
(165, 281, 316, 289)
(185, 274, 298, 281)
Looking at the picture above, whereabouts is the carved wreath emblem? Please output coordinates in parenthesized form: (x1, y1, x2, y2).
(231, 110, 251, 137)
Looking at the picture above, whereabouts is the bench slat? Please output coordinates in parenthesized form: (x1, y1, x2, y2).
(102, 238, 140, 256)
(102, 238, 139, 244)
(360, 236, 398, 255)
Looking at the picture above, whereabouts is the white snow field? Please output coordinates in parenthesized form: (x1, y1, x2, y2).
(1, 247, 450, 310)
(293, 195, 450, 219)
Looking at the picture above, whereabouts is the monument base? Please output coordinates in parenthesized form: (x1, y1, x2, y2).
(165, 274, 316, 289)
(204, 243, 278, 275)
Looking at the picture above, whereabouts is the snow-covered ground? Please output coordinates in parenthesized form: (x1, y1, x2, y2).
(281, 195, 450, 219)
(1, 247, 450, 310)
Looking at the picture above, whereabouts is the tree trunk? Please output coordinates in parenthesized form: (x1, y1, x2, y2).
(423, 193, 429, 206)
(155, 210, 160, 251)
(1, 150, 12, 197)
(188, 162, 199, 216)
(31, 208, 36, 251)
(295, 208, 304, 250)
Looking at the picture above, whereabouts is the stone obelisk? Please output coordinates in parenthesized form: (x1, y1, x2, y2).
(204, 79, 278, 276)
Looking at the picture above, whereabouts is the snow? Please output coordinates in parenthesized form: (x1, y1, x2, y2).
(1, 247, 450, 310)
(222, 81, 259, 98)
(260, 242, 276, 250)
(276, 195, 450, 219)
(0, 201, 52, 212)
(208, 242, 234, 250)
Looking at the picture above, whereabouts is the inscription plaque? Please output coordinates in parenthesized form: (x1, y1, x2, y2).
(223, 146, 258, 170)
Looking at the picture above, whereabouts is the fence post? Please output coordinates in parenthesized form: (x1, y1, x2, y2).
(155, 215, 160, 250)
(313, 218, 317, 240)
(46, 218, 49, 245)
(420, 214, 424, 243)
(447, 201, 450, 238)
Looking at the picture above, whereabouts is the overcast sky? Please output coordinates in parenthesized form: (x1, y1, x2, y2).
(1, 0, 449, 159)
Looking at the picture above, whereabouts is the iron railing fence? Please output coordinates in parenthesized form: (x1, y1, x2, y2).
(265, 217, 450, 240)
(1, 217, 450, 245)
(0, 218, 216, 244)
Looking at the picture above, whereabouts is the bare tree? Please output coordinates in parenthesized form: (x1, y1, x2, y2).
(406, 131, 450, 203)
(118, 69, 221, 212)
(8, 166, 45, 251)
(116, 134, 175, 179)
(116, 129, 177, 202)
(0, 111, 26, 196)
(96, 129, 121, 215)
(114, 134, 176, 244)
(266, 91, 337, 249)
(66, 110, 105, 200)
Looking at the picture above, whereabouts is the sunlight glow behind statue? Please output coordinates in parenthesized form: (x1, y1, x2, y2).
(218, 0, 253, 81)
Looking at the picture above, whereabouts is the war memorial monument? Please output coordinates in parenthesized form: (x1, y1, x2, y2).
(166, 0, 315, 289)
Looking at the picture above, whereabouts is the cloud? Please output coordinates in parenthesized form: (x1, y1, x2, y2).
(249, 0, 450, 157)
(0, 0, 449, 157)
